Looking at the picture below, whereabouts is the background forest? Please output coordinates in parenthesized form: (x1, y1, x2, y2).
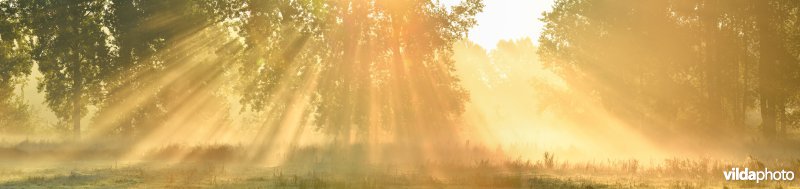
(2, 0, 800, 188)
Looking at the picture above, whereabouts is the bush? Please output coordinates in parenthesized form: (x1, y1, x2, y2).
(543, 152, 555, 169)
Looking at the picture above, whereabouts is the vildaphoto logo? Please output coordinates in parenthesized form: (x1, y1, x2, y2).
(723, 168, 795, 183)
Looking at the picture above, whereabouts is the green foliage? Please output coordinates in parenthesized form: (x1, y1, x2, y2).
(539, 0, 800, 136)
(309, 0, 483, 131)
(0, 0, 32, 87)
(17, 0, 113, 137)
(0, 96, 36, 134)
(0, 0, 36, 133)
(94, 0, 238, 137)
(234, 0, 484, 140)
(5, 0, 486, 140)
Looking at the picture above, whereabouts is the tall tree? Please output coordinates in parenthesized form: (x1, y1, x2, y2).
(235, 0, 483, 144)
(0, 0, 35, 133)
(755, 0, 800, 137)
(20, 0, 111, 139)
(93, 0, 239, 138)
(312, 0, 482, 141)
(538, 0, 760, 137)
(782, 1, 800, 132)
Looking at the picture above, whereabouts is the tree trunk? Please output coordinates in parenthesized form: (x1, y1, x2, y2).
(756, 0, 777, 137)
(761, 97, 776, 136)
(113, 0, 136, 139)
(738, 49, 748, 129)
(702, 0, 724, 130)
(73, 59, 83, 140)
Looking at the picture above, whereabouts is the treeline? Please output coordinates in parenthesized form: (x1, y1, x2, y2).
(0, 0, 484, 143)
(539, 0, 800, 137)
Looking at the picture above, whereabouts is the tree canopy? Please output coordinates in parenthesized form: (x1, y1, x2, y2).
(1, 0, 484, 142)
(0, 0, 35, 133)
(539, 0, 800, 137)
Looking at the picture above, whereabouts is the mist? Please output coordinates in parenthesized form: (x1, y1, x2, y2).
(2, 0, 800, 188)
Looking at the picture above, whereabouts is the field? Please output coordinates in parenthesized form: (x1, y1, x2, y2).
(1, 140, 798, 188)
(4, 0, 800, 188)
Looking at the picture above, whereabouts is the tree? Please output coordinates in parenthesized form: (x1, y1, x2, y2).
(782, 1, 800, 133)
(311, 0, 482, 142)
(235, 0, 483, 144)
(0, 0, 36, 133)
(91, 0, 162, 137)
(755, 0, 800, 137)
(454, 38, 554, 128)
(91, 0, 239, 139)
(538, 0, 760, 137)
(20, 0, 111, 139)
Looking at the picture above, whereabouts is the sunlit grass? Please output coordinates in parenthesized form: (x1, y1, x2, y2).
(0, 139, 798, 188)
(4, 0, 800, 188)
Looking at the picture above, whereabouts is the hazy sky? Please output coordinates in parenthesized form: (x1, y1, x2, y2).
(442, 0, 555, 50)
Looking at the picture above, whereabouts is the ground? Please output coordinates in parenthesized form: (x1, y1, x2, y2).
(1, 161, 798, 188)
